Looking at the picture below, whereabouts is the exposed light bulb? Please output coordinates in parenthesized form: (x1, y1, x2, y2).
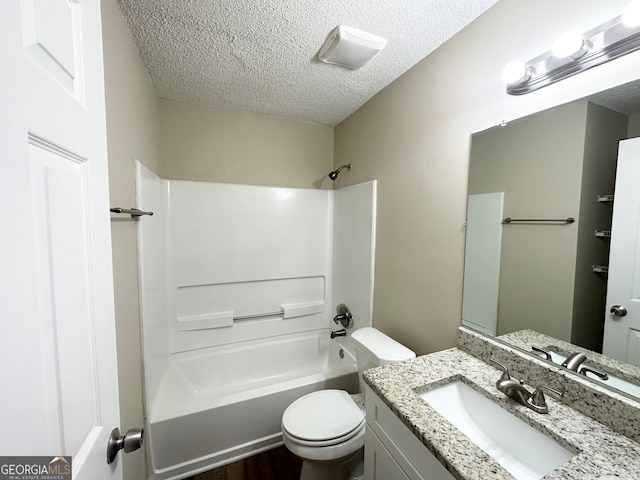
(623, 0, 640, 27)
(552, 31, 590, 59)
(501, 61, 533, 85)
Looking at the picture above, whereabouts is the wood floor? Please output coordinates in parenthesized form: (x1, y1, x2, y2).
(185, 446, 302, 480)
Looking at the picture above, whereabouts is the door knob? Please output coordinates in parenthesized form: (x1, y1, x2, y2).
(610, 305, 628, 317)
(107, 427, 144, 464)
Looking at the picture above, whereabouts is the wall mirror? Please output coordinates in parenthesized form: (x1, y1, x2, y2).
(462, 79, 640, 399)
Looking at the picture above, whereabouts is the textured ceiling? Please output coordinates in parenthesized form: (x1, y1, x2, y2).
(116, 0, 499, 125)
(589, 80, 640, 115)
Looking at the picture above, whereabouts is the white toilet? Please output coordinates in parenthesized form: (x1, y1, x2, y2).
(281, 327, 416, 480)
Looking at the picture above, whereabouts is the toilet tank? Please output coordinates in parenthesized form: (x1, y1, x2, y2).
(351, 327, 416, 393)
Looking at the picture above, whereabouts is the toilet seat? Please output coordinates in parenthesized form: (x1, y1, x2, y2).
(281, 389, 364, 447)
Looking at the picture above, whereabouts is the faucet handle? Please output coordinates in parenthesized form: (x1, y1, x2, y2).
(531, 346, 552, 361)
(489, 358, 511, 381)
(530, 384, 563, 409)
(579, 366, 609, 380)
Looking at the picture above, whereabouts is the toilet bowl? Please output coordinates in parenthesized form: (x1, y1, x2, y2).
(281, 327, 415, 480)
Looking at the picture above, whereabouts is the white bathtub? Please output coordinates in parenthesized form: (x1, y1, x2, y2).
(147, 329, 358, 480)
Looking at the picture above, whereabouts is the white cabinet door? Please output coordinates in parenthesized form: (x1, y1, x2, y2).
(365, 386, 455, 480)
(603, 137, 640, 366)
(0, 1, 122, 478)
(365, 428, 411, 480)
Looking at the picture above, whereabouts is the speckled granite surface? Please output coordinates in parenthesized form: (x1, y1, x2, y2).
(364, 348, 640, 480)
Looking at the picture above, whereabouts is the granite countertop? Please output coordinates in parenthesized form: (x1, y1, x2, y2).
(364, 348, 640, 480)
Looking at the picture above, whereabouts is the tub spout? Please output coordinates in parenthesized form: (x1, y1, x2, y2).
(331, 329, 347, 338)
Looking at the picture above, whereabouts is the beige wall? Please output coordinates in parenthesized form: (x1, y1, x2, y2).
(334, 0, 640, 356)
(159, 99, 334, 189)
(102, 0, 159, 478)
(630, 113, 640, 138)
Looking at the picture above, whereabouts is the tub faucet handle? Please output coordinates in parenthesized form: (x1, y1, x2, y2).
(333, 304, 353, 329)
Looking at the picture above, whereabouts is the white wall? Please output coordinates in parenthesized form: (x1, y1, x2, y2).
(333, 182, 378, 332)
(167, 181, 334, 352)
(334, 0, 640, 356)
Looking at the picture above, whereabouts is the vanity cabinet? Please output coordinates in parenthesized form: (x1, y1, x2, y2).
(364, 386, 454, 480)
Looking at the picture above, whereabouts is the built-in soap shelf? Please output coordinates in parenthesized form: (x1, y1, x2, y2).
(597, 194, 614, 203)
(595, 230, 611, 238)
(592, 265, 609, 274)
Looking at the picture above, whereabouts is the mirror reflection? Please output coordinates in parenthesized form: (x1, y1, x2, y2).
(498, 329, 640, 399)
(462, 80, 640, 397)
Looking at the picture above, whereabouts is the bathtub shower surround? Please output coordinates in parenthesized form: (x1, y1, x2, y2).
(135, 162, 377, 479)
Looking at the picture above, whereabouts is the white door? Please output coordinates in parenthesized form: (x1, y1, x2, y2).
(0, 1, 122, 479)
(603, 137, 640, 367)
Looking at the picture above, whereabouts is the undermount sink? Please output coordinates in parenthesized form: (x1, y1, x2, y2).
(420, 380, 575, 480)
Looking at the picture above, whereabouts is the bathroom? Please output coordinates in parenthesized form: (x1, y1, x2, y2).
(5, 0, 640, 479)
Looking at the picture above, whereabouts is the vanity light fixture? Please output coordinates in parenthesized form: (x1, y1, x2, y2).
(551, 31, 591, 59)
(501, 60, 534, 85)
(503, 2, 640, 95)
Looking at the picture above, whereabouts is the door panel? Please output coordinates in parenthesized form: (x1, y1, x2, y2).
(29, 137, 99, 455)
(603, 137, 640, 366)
(1, 1, 122, 478)
(20, 0, 80, 95)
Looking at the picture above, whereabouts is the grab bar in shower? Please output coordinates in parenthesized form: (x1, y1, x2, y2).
(503, 217, 574, 224)
(110, 207, 154, 218)
(234, 301, 325, 321)
(177, 301, 326, 331)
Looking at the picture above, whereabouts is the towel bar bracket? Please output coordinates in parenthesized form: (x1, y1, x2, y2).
(110, 207, 153, 218)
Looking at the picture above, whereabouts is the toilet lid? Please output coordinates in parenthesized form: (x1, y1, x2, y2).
(282, 390, 364, 442)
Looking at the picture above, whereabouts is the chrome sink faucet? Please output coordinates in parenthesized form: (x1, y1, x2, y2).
(489, 359, 563, 414)
(532, 346, 610, 380)
(561, 352, 587, 371)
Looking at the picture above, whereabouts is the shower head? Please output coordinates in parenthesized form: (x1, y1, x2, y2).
(328, 163, 351, 181)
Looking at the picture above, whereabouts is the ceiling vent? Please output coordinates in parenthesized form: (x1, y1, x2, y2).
(317, 25, 387, 70)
